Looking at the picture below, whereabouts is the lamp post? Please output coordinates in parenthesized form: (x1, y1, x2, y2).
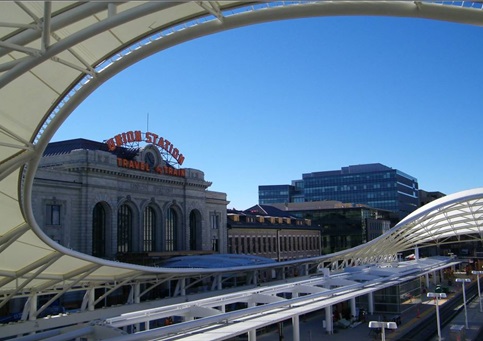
(455, 277, 471, 329)
(472, 270, 483, 313)
(427, 292, 447, 341)
(368, 321, 397, 341)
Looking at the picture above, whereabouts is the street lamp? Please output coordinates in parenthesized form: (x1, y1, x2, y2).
(472, 270, 483, 313)
(368, 321, 397, 341)
(427, 292, 447, 341)
(455, 277, 471, 329)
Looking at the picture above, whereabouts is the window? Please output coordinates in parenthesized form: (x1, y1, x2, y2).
(210, 212, 220, 229)
(189, 210, 201, 250)
(166, 207, 178, 251)
(143, 206, 156, 252)
(117, 204, 132, 253)
(47, 204, 61, 225)
(92, 203, 106, 257)
(212, 237, 219, 252)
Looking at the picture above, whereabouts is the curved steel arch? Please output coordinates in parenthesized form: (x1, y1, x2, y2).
(1, 1, 483, 301)
(319, 187, 483, 269)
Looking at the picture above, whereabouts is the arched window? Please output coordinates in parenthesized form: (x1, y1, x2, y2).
(118, 204, 132, 253)
(143, 206, 156, 252)
(165, 207, 178, 251)
(189, 210, 201, 250)
(92, 203, 106, 257)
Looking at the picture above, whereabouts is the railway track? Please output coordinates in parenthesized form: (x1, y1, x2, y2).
(397, 282, 479, 341)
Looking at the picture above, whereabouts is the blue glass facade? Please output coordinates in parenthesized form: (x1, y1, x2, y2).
(258, 184, 294, 205)
(259, 163, 419, 219)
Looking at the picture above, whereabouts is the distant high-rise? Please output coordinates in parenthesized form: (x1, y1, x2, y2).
(259, 163, 419, 219)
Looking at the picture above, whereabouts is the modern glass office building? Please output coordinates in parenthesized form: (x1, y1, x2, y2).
(259, 163, 419, 219)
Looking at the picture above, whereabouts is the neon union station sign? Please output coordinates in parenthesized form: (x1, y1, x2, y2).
(105, 130, 186, 177)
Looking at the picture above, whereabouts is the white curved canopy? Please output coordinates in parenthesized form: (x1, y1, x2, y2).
(1, 1, 483, 299)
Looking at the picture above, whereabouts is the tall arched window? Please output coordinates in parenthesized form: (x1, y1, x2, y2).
(143, 206, 156, 252)
(165, 207, 178, 251)
(189, 210, 201, 250)
(92, 203, 106, 257)
(118, 204, 132, 253)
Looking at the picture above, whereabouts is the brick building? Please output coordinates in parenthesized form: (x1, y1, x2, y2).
(227, 205, 320, 261)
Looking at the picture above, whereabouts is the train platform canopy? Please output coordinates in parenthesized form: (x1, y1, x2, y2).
(157, 254, 276, 269)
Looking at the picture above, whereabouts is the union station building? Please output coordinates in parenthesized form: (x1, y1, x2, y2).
(31, 132, 229, 263)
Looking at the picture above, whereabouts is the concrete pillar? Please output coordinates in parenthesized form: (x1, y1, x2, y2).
(325, 306, 333, 334)
(291, 290, 301, 340)
(248, 301, 256, 341)
(134, 283, 141, 304)
(432, 271, 437, 285)
(415, 246, 419, 260)
(292, 315, 300, 341)
(350, 298, 357, 319)
(425, 273, 430, 289)
(180, 278, 186, 296)
(248, 328, 256, 341)
(368, 292, 374, 315)
(88, 288, 95, 311)
(29, 294, 37, 321)
(134, 283, 141, 331)
(217, 274, 222, 291)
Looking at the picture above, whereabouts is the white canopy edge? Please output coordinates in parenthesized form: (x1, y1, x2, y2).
(0, 1, 482, 298)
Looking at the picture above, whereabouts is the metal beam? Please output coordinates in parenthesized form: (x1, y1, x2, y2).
(197, 1, 225, 23)
(41, 2, 52, 52)
(32, 264, 101, 319)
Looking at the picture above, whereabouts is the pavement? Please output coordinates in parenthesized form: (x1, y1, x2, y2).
(256, 285, 483, 341)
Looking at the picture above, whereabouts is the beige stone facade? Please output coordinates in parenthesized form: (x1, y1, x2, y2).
(32, 139, 228, 261)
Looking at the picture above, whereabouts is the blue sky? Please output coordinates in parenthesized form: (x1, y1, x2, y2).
(53, 15, 483, 210)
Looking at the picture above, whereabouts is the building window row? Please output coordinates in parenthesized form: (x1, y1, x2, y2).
(89, 201, 202, 258)
(228, 233, 320, 259)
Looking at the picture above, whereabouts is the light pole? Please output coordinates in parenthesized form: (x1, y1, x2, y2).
(455, 277, 471, 329)
(427, 292, 447, 341)
(368, 321, 397, 341)
(472, 270, 483, 313)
